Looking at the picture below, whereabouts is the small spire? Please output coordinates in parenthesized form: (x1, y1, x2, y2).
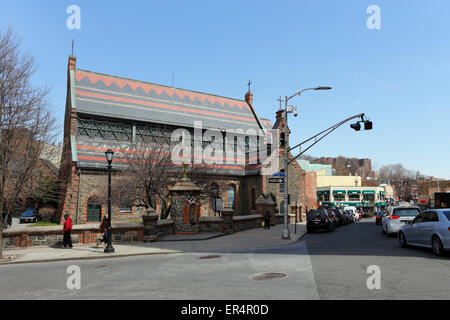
(247, 80, 252, 93)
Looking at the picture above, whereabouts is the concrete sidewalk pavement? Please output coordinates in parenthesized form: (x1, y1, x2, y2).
(0, 222, 306, 265)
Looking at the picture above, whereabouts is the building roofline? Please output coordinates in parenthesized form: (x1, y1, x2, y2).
(75, 68, 248, 104)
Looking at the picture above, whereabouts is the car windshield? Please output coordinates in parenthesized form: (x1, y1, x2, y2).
(392, 208, 420, 217)
(443, 211, 450, 221)
(23, 210, 34, 217)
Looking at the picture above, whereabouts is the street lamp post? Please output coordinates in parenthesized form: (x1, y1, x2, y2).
(104, 149, 115, 253)
(281, 86, 332, 240)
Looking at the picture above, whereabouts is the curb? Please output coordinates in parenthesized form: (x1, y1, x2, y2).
(157, 233, 227, 242)
(0, 250, 182, 266)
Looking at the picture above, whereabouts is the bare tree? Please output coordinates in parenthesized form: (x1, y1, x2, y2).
(0, 27, 56, 258)
(107, 141, 212, 220)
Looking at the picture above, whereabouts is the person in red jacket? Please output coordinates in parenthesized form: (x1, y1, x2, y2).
(63, 213, 73, 248)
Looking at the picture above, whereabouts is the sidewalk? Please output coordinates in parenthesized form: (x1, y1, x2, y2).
(0, 222, 306, 265)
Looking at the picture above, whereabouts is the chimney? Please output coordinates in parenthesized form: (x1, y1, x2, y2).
(245, 91, 253, 105)
(276, 109, 284, 123)
(68, 56, 77, 71)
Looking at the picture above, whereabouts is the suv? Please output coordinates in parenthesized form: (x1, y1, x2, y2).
(382, 205, 421, 236)
(307, 209, 335, 233)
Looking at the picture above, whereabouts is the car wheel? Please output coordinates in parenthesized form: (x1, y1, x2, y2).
(432, 236, 444, 257)
(399, 232, 408, 248)
(382, 224, 387, 234)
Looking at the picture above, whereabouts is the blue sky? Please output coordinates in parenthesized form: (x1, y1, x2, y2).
(1, 0, 449, 178)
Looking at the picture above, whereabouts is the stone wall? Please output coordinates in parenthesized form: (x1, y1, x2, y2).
(2, 223, 144, 249)
(232, 214, 263, 232)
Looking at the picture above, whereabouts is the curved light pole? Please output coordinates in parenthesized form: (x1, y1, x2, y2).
(104, 149, 115, 253)
(282, 86, 332, 240)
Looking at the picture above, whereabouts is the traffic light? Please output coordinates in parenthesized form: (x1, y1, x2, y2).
(350, 122, 361, 131)
(364, 121, 373, 130)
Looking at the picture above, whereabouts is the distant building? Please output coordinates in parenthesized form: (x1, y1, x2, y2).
(317, 186, 388, 212)
(297, 159, 332, 176)
(417, 179, 450, 206)
(316, 175, 362, 188)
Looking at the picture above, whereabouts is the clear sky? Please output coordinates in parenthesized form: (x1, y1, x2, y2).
(1, 0, 449, 178)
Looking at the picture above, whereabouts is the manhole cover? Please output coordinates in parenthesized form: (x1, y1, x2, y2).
(198, 255, 222, 260)
(252, 273, 287, 281)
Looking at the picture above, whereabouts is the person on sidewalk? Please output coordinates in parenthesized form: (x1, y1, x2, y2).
(63, 213, 73, 248)
(97, 215, 108, 248)
(264, 211, 271, 230)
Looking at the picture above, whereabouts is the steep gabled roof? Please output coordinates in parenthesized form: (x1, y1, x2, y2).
(73, 69, 262, 132)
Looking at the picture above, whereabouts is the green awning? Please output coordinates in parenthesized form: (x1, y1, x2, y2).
(380, 191, 385, 195)
(363, 190, 376, 195)
(342, 202, 361, 207)
(323, 202, 335, 207)
(376, 202, 386, 206)
(333, 190, 346, 194)
(348, 190, 361, 195)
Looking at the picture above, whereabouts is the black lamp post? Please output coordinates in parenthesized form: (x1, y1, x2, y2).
(104, 149, 115, 253)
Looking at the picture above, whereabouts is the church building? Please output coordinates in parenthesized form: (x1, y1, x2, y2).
(57, 56, 307, 224)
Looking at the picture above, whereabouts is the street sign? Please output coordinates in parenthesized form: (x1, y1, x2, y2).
(269, 178, 284, 184)
(272, 172, 285, 177)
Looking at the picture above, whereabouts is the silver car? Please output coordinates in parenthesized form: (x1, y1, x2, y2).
(382, 205, 421, 236)
(399, 209, 450, 256)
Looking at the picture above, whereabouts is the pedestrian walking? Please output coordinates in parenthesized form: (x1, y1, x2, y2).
(264, 211, 271, 230)
(97, 215, 108, 248)
(63, 213, 73, 248)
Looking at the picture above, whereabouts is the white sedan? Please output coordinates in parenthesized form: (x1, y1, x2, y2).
(399, 209, 450, 256)
(382, 205, 421, 236)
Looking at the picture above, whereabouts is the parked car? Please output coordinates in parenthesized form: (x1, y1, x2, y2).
(375, 211, 385, 225)
(307, 209, 335, 233)
(343, 210, 354, 224)
(344, 207, 359, 221)
(19, 209, 38, 224)
(332, 209, 346, 226)
(327, 210, 339, 229)
(399, 209, 450, 256)
(382, 205, 421, 236)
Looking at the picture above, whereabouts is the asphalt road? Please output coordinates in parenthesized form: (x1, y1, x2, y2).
(303, 218, 450, 300)
(0, 241, 319, 300)
(1, 218, 448, 300)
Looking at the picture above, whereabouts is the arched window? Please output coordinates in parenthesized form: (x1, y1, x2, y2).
(251, 188, 256, 211)
(210, 183, 219, 212)
(87, 197, 102, 222)
(227, 184, 236, 209)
